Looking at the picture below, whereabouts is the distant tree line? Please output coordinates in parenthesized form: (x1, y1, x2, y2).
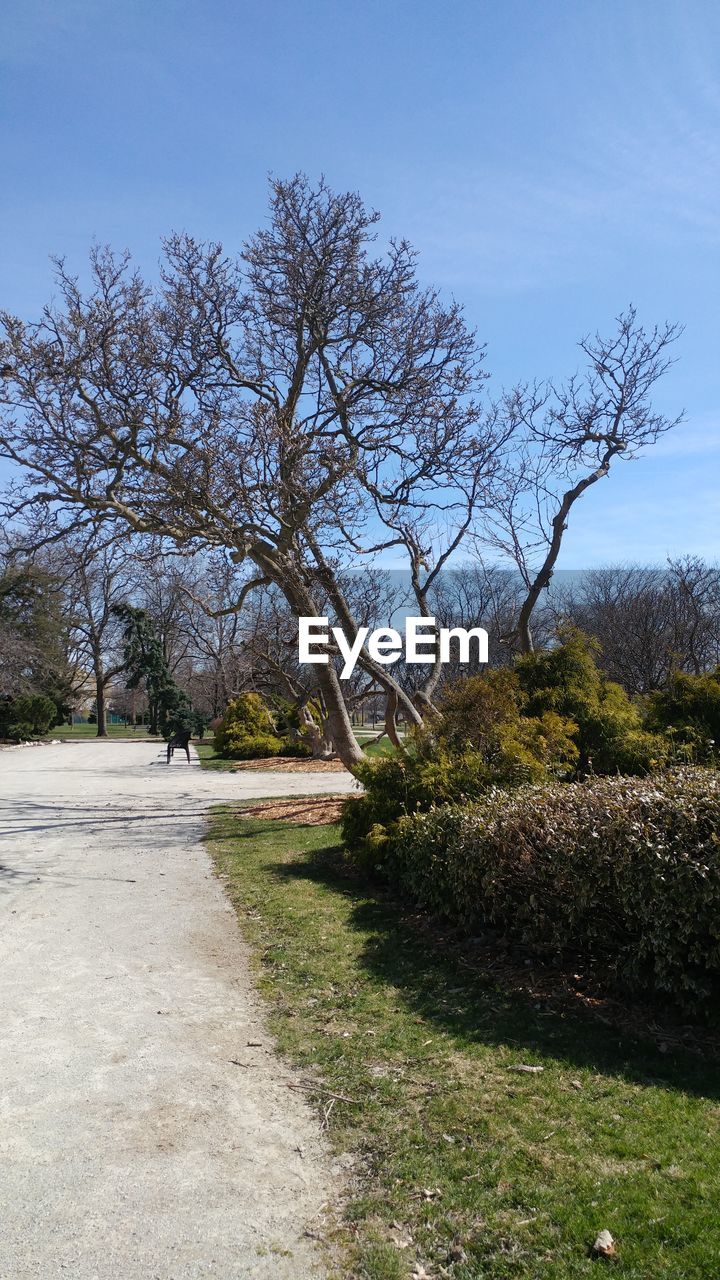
(2, 508, 719, 748)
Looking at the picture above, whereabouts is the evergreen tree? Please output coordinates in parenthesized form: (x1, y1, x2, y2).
(113, 604, 191, 737)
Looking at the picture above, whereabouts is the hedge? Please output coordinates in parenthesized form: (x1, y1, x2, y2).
(379, 768, 720, 1015)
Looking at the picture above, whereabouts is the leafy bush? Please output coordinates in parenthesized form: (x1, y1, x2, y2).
(7, 721, 35, 742)
(439, 668, 579, 777)
(647, 668, 720, 762)
(214, 693, 311, 760)
(227, 732, 287, 759)
(341, 739, 491, 851)
(215, 694, 275, 756)
(516, 628, 668, 775)
(0, 693, 57, 741)
(342, 721, 577, 855)
(280, 739, 313, 758)
(386, 769, 720, 1014)
(342, 670, 579, 851)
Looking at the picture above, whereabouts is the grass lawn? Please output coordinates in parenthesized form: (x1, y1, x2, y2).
(194, 741, 240, 769)
(50, 723, 157, 740)
(206, 807, 720, 1280)
(357, 737, 397, 758)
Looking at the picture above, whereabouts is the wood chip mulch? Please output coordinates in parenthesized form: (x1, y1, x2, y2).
(239, 796, 349, 825)
(226, 756, 347, 772)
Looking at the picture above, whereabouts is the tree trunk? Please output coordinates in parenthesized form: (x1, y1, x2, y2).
(314, 662, 364, 770)
(515, 453, 617, 654)
(258, 562, 365, 772)
(298, 702, 333, 760)
(384, 690, 402, 750)
(95, 675, 108, 738)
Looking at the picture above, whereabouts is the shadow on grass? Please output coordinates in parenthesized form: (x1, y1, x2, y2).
(269, 841, 720, 1102)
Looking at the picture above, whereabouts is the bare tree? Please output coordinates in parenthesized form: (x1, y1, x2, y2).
(486, 309, 683, 652)
(667, 555, 720, 674)
(558, 559, 720, 694)
(178, 552, 253, 717)
(0, 175, 507, 770)
(0, 181, 683, 765)
(428, 564, 531, 678)
(217, 570, 409, 756)
(558, 564, 676, 694)
(6, 522, 136, 734)
(62, 533, 135, 735)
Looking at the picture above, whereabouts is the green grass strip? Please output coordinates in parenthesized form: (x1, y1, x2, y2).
(206, 808, 720, 1279)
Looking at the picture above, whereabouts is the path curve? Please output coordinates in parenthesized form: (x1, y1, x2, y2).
(0, 742, 358, 1279)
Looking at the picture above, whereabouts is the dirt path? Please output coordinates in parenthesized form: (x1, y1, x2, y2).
(0, 742, 358, 1279)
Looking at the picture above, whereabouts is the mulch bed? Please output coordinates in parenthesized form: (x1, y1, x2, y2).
(225, 756, 348, 773)
(239, 796, 349, 825)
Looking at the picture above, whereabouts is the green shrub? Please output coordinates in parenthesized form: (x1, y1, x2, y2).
(0, 693, 57, 740)
(439, 669, 579, 780)
(647, 668, 720, 762)
(341, 739, 490, 849)
(215, 694, 277, 758)
(341, 725, 574, 854)
(516, 628, 668, 775)
(387, 769, 720, 1015)
(214, 692, 313, 760)
(227, 732, 287, 759)
(342, 742, 490, 848)
(7, 721, 36, 742)
(280, 739, 313, 758)
(342, 671, 579, 851)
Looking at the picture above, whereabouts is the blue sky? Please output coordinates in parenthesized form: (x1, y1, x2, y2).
(1, 0, 719, 565)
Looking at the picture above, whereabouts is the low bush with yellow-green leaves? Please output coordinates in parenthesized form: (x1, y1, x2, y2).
(382, 768, 720, 1015)
(213, 692, 312, 760)
(342, 666, 580, 852)
(342, 634, 676, 853)
(647, 666, 720, 763)
(514, 627, 669, 775)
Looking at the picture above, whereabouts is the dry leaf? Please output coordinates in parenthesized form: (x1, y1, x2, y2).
(593, 1229, 617, 1258)
(390, 1231, 412, 1249)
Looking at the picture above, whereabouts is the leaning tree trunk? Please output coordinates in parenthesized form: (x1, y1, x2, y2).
(515, 454, 617, 654)
(260, 562, 365, 772)
(313, 663, 364, 770)
(383, 690, 402, 750)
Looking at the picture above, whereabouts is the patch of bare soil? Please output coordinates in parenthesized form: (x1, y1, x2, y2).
(241, 796, 349, 825)
(228, 756, 348, 773)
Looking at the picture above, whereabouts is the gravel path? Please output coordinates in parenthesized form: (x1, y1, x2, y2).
(0, 742, 358, 1279)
